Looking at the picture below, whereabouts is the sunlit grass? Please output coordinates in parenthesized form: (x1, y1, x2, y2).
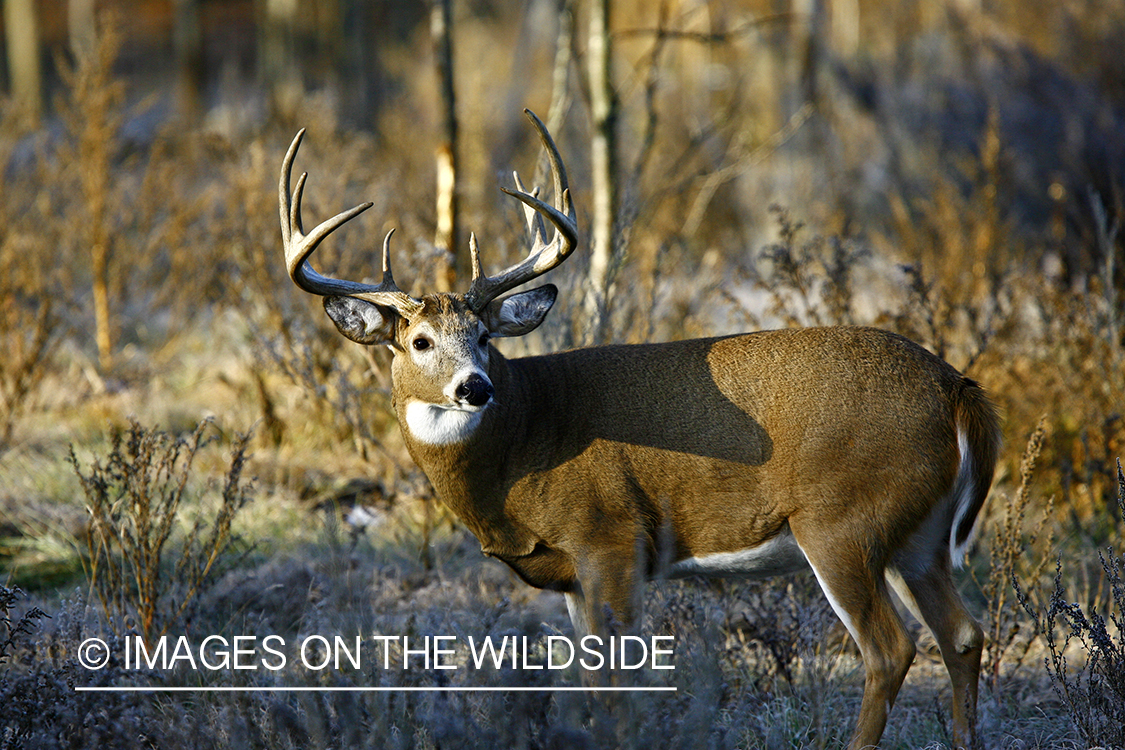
(1, 1, 1123, 747)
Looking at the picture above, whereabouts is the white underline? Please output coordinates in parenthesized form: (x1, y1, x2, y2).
(76, 686, 676, 693)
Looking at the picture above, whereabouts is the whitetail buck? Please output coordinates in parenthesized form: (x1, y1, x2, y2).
(279, 110, 999, 750)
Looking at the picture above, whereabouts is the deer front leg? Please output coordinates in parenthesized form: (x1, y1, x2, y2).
(564, 554, 639, 691)
(566, 549, 641, 651)
(564, 591, 595, 642)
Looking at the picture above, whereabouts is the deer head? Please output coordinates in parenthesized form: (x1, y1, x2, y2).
(279, 110, 577, 442)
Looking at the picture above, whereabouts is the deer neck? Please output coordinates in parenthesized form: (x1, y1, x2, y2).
(396, 349, 538, 557)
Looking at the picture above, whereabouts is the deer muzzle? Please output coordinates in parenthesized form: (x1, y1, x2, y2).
(454, 373, 494, 408)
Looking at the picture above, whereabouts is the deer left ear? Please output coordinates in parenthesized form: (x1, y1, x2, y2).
(485, 284, 557, 337)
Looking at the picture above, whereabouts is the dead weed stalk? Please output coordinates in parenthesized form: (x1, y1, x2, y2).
(69, 419, 254, 643)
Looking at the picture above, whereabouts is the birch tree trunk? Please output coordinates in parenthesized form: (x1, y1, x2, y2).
(4, 0, 43, 124)
(584, 0, 619, 344)
(431, 0, 459, 292)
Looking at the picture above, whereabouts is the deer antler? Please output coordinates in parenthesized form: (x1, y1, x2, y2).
(280, 129, 423, 316)
(464, 109, 578, 312)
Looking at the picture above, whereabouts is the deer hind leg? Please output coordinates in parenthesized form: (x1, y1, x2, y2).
(887, 556, 984, 750)
(795, 532, 917, 750)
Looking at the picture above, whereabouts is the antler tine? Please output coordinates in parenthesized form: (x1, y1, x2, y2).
(355, 229, 425, 312)
(527, 109, 571, 220)
(280, 130, 422, 316)
(465, 109, 578, 312)
(381, 228, 396, 280)
(510, 172, 547, 245)
(468, 233, 484, 282)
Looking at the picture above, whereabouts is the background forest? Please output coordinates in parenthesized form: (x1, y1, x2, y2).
(1, 1, 1123, 748)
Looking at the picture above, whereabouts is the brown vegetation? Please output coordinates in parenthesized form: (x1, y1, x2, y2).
(0, 1, 1123, 748)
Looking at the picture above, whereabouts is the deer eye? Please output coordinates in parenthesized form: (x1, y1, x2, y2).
(478, 333, 490, 348)
(412, 336, 432, 351)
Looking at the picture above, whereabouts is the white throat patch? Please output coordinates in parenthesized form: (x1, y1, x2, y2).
(404, 400, 485, 445)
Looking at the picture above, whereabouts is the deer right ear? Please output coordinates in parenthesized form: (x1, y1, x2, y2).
(323, 296, 399, 346)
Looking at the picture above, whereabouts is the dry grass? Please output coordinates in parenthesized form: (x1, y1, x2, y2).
(71, 418, 254, 644)
(1, 1, 1123, 748)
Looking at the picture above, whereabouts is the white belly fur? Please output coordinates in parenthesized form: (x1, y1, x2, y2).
(669, 529, 809, 579)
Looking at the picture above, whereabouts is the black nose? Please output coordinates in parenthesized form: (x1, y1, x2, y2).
(455, 374, 494, 407)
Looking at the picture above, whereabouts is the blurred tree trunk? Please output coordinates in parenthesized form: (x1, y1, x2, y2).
(3, 0, 43, 124)
(311, 0, 343, 93)
(584, 0, 619, 344)
(69, 0, 95, 58)
(260, 0, 301, 119)
(795, 0, 837, 182)
(172, 0, 204, 119)
(799, 0, 828, 111)
(546, 0, 573, 137)
(832, 0, 859, 58)
(339, 1, 384, 128)
(432, 0, 459, 292)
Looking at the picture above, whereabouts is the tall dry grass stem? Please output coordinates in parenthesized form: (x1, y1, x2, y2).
(1014, 459, 1125, 748)
(70, 419, 254, 644)
(978, 416, 1056, 692)
(55, 11, 126, 375)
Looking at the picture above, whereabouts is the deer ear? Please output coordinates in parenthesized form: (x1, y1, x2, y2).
(323, 296, 399, 346)
(485, 284, 557, 337)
